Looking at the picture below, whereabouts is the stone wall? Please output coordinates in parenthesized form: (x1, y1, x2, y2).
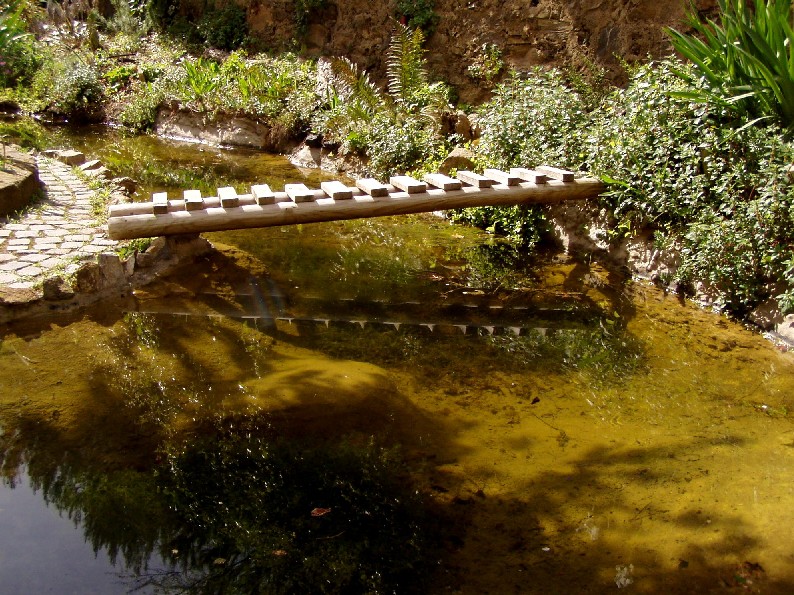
(194, 0, 718, 102)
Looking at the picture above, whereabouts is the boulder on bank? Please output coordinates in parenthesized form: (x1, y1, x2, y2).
(155, 106, 297, 153)
(0, 145, 42, 217)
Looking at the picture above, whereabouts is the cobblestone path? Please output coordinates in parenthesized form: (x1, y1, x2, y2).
(0, 156, 119, 290)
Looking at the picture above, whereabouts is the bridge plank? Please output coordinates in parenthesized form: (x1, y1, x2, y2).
(424, 173, 462, 191)
(321, 181, 354, 200)
(184, 189, 204, 211)
(457, 171, 493, 188)
(285, 183, 315, 202)
(390, 176, 427, 194)
(536, 166, 574, 182)
(356, 178, 390, 197)
(484, 169, 521, 186)
(153, 192, 168, 215)
(218, 187, 239, 208)
(252, 184, 276, 205)
(510, 168, 548, 184)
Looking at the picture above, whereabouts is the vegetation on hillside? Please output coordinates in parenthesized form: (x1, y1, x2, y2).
(1, 0, 792, 317)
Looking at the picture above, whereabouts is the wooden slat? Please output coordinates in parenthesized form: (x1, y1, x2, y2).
(356, 178, 390, 197)
(424, 173, 462, 191)
(285, 183, 315, 202)
(510, 168, 548, 184)
(152, 192, 168, 215)
(484, 169, 521, 186)
(390, 175, 427, 194)
(536, 166, 574, 182)
(252, 184, 275, 205)
(184, 189, 203, 211)
(321, 180, 353, 200)
(457, 171, 493, 188)
(218, 186, 239, 208)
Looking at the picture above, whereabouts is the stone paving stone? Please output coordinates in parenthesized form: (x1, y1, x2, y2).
(65, 234, 91, 242)
(8, 281, 35, 289)
(39, 257, 62, 268)
(16, 266, 42, 276)
(0, 254, 15, 263)
(60, 242, 85, 249)
(45, 229, 71, 237)
(14, 231, 40, 238)
(45, 248, 71, 255)
(19, 254, 50, 263)
(0, 230, 12, 238)
(92, 239, 118, 246)
(0, 272, 19, 284)
(35, 236, 61, 244)
(80, 245, 106, 254)
(8, 238, 31, 246)
(5, 224, 28, 231)
(30, 224, 55, 231)
(0, 261, 29, 271)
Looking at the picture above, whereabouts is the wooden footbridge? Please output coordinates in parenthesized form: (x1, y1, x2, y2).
(106, 166, 604, 241)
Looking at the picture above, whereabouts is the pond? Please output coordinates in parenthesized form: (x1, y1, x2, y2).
(1, 129, 794, 594)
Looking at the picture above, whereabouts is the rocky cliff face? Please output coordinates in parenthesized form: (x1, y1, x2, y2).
(215, 0, 717, 102)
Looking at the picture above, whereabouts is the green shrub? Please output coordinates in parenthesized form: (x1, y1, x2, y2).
(197, 5, 248, 51)
(50, 60, 105, 121)
(475, 69, 589, 171)
(365, 113, 444, 178)
(395, 0, 439, 34)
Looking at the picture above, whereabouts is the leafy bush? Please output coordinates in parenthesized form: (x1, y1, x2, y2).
(475, 69, 589, 171)
(667, 0, 794, 136)
(50, 60, 105, 121)
(0, 0, 38, 87)
(396, 0, 439, 34)
(294, 0, 327, 37)
(196, 5, 248, 51)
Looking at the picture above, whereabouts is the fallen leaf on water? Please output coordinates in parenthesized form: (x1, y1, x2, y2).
(311, 507, 332, 517)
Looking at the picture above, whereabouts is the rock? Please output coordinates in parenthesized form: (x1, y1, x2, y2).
(54, 150, 86, 166)
(113, 177, 137, 195)
(290, 143, 322, 168)
(79, 159, 103, 172)
(454, 111, 473, 140)
(439, 147, 477, 174)
(155, 107, 297, 152)
(97, 253, 126, 287)
(0, 145, 42, 217)
(42, 276, 75, 301)
(305, 133, 324, 148)
(84, 166, 113, 179)
(468, 113, 482, 139)
(73, 262, 101, 293)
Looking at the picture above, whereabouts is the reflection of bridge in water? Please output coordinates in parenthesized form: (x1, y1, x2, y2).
(129, 276, 607, 338)
(107, 166, 604, 240)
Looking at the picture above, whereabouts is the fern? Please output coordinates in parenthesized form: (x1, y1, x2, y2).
(387, 22, 429, 107)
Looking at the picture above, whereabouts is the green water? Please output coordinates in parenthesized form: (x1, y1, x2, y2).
(1, 130, 794, 593)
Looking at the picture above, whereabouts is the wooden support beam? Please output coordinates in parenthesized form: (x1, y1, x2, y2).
(457, 171, 493, 188)
(356, 178, 390, 197)
(107, 177, 605, 240)
(218, 187, 239, 208)
(510, 168, 548, 184)
(424, 173, 462, 191)
(484, 169, 521, 186)
(536, 166, 574, 182)
(184, 189, 203, 211)
(321, 180, 353, 200)
(285, 183, 314, 202)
